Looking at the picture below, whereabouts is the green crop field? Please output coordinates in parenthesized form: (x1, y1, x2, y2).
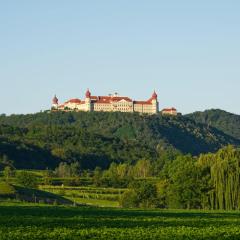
(40, 185, 124, 207)
(1, 204, 240, 240)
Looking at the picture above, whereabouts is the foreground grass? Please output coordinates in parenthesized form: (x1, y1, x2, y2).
(1, 204, 240, 239)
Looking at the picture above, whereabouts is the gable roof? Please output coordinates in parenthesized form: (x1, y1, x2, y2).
(65, 98, 82, 104)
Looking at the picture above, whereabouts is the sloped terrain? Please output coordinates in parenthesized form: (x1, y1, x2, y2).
(186, 109, 240, 140)
(0, 111, 239, 169)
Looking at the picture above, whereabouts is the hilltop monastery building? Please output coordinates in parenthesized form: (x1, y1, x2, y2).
(52, 89, 177, 115)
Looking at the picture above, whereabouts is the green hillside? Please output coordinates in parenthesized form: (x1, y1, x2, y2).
(0, 181, 72, 205)
(186, 109, 240, 140)
(0, 111, 239, 170)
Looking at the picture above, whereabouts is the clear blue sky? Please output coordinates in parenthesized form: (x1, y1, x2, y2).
(1, 1, 240, 115)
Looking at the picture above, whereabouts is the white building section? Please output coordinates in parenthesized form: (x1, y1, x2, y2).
(52, 89, 159, 114)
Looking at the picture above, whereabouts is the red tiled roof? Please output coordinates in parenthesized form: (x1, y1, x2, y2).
(162, 108, 177, 112)
(90, 96, 98, 100)
(111, 96, 132, 102)
(66, 98, 81, 104)
(91, 96, 133, 104)
(99, 96, 111, 100)
(95, 96, 111, 103)
(147, 96, 158, 103)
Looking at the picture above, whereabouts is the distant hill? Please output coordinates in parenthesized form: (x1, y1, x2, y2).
(186, 109, 240, 140)
(0, 111, 239, 170)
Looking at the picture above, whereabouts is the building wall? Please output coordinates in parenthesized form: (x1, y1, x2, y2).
(162, 110, 177, 116)
(93, 103, 113, 112)
(55, 98, 159, 114)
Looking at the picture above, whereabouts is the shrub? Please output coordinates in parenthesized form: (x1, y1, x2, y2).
(120, 190, 139, 208)
(16, 171, 38, 189)
(120, 180, 158, 208)
(0, 182, 16, 196)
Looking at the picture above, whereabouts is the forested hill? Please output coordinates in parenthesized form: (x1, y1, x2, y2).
(186, 109, 240, 140)
(0, 111, 239, 170)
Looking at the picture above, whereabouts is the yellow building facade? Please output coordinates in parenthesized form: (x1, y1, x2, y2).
(52, 89, 159, 115)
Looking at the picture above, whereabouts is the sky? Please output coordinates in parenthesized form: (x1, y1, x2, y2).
(0, 0, 240, 115)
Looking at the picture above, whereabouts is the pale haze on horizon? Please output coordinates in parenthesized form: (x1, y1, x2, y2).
(0, 1, 240, 115)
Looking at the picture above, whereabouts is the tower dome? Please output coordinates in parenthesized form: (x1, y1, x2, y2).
(152, 90, 157, 99)
(85, 89, 91, 98)
(52, 95, 58, 104)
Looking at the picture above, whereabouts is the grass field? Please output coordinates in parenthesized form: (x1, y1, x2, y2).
(1, 204, 240, 239)
(40, 185, 124, 207)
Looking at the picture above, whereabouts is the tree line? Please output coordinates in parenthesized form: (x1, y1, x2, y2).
(56, 145, 240, 210)
(2, 145, 239, 210)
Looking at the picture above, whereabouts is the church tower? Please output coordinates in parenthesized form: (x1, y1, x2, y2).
(151, 90, 159, 114)
(52, 95, 59, 109)
(85, 89, 92, 112)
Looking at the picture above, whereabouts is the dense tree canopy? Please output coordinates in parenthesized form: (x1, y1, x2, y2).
(186, 109, 240, 140)
(0, 111, 239, 170)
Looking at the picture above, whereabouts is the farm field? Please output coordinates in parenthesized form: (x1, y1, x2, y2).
(1, 204, 240, 240)
(40, 185, 124, 207)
